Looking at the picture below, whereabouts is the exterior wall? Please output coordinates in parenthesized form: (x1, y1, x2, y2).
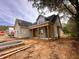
(53, 17, 64, 38)
(36, 16, 47, 38)
(49, 25, 54, 38)
(33, 29, 39, 37)
(39, 27, 47, 38)
(55, 17, 61, 26)
(19, 28, 31, 38)
(53, 25, 58, 38)
(14, 23, 30, 38)
(53, 18, 60, 38)
(32, 27, 47, 38)
(59, 29, 65, 37)
(37, 16, 45, 24)
(14, 23, 21, 38)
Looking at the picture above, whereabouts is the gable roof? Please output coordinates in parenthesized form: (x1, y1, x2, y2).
(36, 15, 47, 21)
(46, 15, 59, 23)
(15, 19, 32, 27)
(36, 14, 59, 23)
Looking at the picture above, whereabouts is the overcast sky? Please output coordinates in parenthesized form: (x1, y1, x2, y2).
(0, 0, 39, 26)
(0, 0, 68, 26)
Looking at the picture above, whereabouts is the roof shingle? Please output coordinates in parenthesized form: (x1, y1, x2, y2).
(16, 19, 32, 27)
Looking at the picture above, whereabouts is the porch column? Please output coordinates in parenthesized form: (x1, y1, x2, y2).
(50, 24, 54, 39)
(37, 27, 40, 39)
(32, 29, 33, 37)
(47, 25, 50, 40)
(50, 25, 52, 39)
(57, 26, 60, 39)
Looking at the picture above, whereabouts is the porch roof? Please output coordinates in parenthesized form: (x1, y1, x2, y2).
(29, 21, 49, 29)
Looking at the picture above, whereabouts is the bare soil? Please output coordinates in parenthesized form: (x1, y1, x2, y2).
(0, 34, 15, 42)
(2, 38, 79, 59)
(0, 35, 13, 42)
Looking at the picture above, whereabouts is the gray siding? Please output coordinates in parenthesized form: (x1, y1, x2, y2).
(37, 16, 45, 24)
(14, 23, 30, 38)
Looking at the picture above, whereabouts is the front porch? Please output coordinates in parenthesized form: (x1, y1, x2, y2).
(29, 22, 56, 40)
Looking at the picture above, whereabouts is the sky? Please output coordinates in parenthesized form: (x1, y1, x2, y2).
(0, 0, 68, 26)
(0, 0, 39, 26)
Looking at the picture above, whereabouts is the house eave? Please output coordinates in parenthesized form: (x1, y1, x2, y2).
(29, 21, 54, 29)
(20, 26, 29, 29)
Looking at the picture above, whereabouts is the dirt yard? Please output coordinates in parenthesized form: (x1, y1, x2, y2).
(1, 38, 79, 59)
(0, 34, 15, 42)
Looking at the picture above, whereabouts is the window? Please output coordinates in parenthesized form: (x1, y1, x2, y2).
(40, 29, 43, 34)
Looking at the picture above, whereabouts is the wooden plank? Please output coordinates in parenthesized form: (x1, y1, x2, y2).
(0, 45, 31, 59)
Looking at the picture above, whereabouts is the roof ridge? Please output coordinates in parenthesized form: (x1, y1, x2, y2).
(16, 19, 32, 24)
(16, 19, 32, 27)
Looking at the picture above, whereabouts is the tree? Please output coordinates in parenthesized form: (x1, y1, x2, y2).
(66, 17, 77, 37)
(63, 26, 69, 35)
(28, 0, 79, 37)
(0, 26, 8, 31)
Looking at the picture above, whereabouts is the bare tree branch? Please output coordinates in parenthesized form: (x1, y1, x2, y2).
(63, 4, 76, 16)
